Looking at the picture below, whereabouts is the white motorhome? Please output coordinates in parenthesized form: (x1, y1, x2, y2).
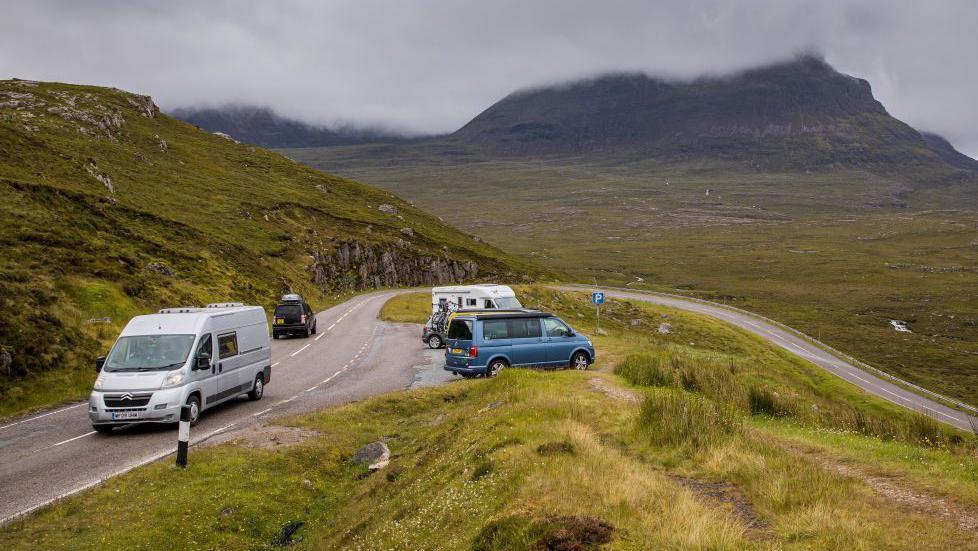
(431, 284, 522, 313)
(89, 303, 271, 432)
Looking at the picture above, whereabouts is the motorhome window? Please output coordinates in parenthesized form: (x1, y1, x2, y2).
(218, 333, 238, 359)
(196, 334, 213, 357)
(483, 319, 509, 340)
(494, 297, 522, 309)
(484, 299, 495, 308)
(508, 318, 542, 338)
(104, 334, 194, 372)
(466, 298, 477, 307)
(544, 318, 573, 337)
(447, 319, 473, 340)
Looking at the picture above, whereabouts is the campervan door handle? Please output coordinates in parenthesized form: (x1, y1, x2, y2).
(218, 363, 223, 373)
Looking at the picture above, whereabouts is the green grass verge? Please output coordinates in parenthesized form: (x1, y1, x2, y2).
(378, 291, 430, 324)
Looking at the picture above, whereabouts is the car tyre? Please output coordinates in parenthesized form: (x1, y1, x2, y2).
(249, 374, 264, 401)
(92, 424, 115, 434)
(427, 334, 443, 349)
(185, 394, 202, 426)
(273, 332, 280, 340)
(570, 351, 590, 371)
(486, 359, 507, 378)
(303, 327, 310, 338)
(311, 321, 317, 335)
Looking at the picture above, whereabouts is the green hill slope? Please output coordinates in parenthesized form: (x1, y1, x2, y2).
(0, 79, 546, 416)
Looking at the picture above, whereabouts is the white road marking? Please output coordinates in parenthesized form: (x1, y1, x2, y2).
(315, 333, 324, 341)
(53, 431, 96, 447)
(209, 423, 235, 436)
(0, 403, 86, 431)
(271, 362, 280, 368)
(252, 408, 272, 417)
(327, 323, 336, 331)
(305, 386, 318, 392)
(290, 344, 311, 357)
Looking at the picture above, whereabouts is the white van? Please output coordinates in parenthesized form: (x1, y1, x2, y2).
(89, 303, 271, 432)
(431, 284, 522, 313)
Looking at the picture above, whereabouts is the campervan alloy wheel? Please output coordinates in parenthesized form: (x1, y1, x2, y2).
(571, 352, 589, 370)
(427, 334, 443, 349)
(487, 359, 507, 377)
(249, 374, 264, 400)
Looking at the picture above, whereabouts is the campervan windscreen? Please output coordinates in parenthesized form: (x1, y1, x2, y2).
(494, 297, 522, 309)
(104, 334, 194, 372)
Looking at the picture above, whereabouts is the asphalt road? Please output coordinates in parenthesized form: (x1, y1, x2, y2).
(0, 289, 452, 525)
(556, 285, 977, 432)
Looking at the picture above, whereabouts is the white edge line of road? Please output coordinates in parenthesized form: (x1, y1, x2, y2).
(0, 403, 86, 431)
(0, 421, 237, 527)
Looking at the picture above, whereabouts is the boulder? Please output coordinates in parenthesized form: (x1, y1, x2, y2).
(353, 441, 390, 470)
(657, 323, 672, 334)
(378, 203, 397, 214)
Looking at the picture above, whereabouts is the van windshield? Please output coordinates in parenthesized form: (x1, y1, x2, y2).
(104, 334, 195, 372)
(494, 297, 522, 309)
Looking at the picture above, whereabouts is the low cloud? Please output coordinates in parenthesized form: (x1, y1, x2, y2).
(1, 0, 976, 155)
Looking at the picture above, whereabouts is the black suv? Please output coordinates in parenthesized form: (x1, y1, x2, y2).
(272, 294, 317, 339)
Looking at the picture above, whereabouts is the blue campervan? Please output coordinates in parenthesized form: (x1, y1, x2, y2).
(443, 311, 595, 378)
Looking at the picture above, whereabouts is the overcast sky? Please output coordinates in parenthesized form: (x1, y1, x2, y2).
(2, 0, 977, 156)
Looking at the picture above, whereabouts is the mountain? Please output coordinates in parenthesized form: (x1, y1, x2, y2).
(448, 54, 974, 174)
(170, 105, 408, 148)
(0, 79, 545, 415)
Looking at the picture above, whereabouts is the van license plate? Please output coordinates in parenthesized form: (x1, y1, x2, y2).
(452, 348, 463, 354)
(111, 411, 138, 420)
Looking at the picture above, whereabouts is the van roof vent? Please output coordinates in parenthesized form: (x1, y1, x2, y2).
(206, 302, 245, 309)
(159, 307, 202, 314)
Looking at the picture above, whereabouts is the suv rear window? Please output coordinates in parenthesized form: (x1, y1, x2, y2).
(448, 319, 473, 340)
(274, 304, 302, 320)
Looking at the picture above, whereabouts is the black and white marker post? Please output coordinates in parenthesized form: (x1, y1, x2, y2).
(176, 404, 191, 467)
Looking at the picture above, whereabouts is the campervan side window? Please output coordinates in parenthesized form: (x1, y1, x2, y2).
(466, 298, 477, 307)
(218, 333, 238, 359)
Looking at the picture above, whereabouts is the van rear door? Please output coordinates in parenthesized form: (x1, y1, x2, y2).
(445, 318, 474, 368)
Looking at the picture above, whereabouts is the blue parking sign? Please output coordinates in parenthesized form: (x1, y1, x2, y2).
(592, 292, 605, 305)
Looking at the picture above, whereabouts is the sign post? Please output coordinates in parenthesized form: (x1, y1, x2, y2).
(591, 291, 605, 334)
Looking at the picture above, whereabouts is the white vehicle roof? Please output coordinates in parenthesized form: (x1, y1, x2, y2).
(120, 305, 265, 337)
(432, 284, 516, 297)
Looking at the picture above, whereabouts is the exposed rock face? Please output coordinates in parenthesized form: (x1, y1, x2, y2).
(308, 240, 478, 292)
(378, 203, 397, 214)
(126, 94, 159, 118)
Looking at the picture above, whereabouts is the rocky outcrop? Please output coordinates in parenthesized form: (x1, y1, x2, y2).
(308, 240, 479, 292)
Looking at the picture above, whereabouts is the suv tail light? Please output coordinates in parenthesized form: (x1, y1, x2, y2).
(469, 346, 478, 358)
(300, 314, 307, 324)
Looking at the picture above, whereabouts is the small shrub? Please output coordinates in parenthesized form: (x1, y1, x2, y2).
(747, 385, 794, 417)
(472, 460, 493, 480)
(637, 390, 741, 450)
(536, 441, 575, 456)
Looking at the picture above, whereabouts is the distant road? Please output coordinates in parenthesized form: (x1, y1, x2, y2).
(0, 290, 451, 525)
(555, 285, 978, 432)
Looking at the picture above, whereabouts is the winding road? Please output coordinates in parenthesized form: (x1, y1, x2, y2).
(556, 285, 978, 432)
(3, 284, 976, 526)
(0, 289, 450, 525)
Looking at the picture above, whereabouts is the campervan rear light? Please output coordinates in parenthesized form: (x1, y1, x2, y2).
(469, 346, 478, 358)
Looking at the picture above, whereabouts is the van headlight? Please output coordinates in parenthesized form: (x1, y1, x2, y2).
(161, 371, 185, 388)
(93, 374, 105, 390)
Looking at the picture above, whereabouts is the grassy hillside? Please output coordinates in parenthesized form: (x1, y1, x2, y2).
(4, 289, 975, 549)
(284, 145, 978, 406)
(0, 79, 547, 417)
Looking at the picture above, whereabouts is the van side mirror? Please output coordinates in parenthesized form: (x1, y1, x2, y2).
(95, 356, 106, 372)
(195, 352, 212, 371)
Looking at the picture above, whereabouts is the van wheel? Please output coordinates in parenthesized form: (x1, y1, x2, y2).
(249, 374, 264, 401)
(185, 394, 202, 426)
(571, 352, 590, 370)
(92, 424, 115, 434)
(427, 334, 443, 349)
(486, 359, 507, 378)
